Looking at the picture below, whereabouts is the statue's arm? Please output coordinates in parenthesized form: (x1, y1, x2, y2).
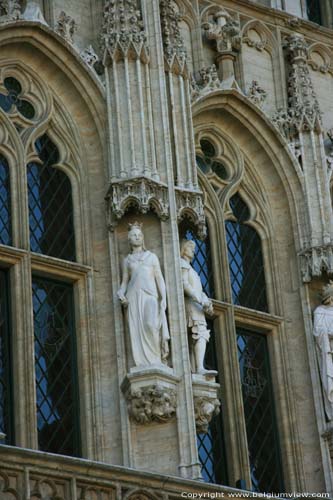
(118, 257, 129, 305)
(181, 267, 202, 304)
(153, 256, 167, 310)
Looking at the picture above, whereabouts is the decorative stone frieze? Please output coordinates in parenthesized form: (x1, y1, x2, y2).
(101, 0, 148, 63)
(55, 11, 76, 44)
(202, 10, 241, 54)
(192, 373, 220, 433)
(299, 245, 333, 282)
(175, 187, 206, 239)
(121, 367, 179, 425)
(106, 177, 169, 230)
(247, 80, 267, 108)
(0, 0, 21, 22)
(160, 0, 187, 75)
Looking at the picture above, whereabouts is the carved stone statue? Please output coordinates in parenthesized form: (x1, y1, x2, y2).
(118, 222, 170, 368)
(180, 239, 214, 375)
(313, 281, 333, 420)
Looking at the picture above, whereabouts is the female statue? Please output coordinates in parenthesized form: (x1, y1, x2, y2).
(118, 222, 170, 368)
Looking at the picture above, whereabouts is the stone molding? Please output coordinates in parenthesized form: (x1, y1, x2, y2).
(101, 0, 148, 64)
(202, 9, 241, 55)
(160, 0, 187, 75)
(55, 11, 76, 44)
(299, 245, 333, 282)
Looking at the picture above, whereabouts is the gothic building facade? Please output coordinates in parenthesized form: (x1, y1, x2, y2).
(0, 0, 333, 498)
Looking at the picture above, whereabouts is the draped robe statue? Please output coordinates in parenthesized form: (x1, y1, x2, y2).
(118, 223, 169, 368)
(313, 281, 333, 420)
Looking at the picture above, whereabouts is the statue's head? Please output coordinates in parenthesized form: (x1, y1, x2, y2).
(180, 239, 196, 261)
(128, 221, 145, 250)
(321, 280, 333, 305)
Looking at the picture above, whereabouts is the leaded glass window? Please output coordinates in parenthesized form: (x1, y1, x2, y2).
(237, 328, 284, 492)
(33, 277, 80, 456)
(184, 229, 228, 485)
(225, 194, 268, 312)
(0, 155, 11, 246)
(0, 76, 35, 119)
(0, 270, 12, 444)
(27, 135, 75, 261)
(306, 0, 322, 24)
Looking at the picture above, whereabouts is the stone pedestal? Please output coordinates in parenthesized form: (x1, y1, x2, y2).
(121, 366, 179, 425)
(192, 372, 220, 433)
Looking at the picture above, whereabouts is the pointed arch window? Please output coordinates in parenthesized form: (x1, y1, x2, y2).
(188, 137, 284, 492)
(0, 155, 11, 246)
(27, 134, 76, 261)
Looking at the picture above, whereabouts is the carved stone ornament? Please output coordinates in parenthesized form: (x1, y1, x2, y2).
(247, 80, 267, 109)
(175, 187, 206, 239)
(202, 9, 241, 55)
(282, 34, 322, 132)
(191, 64, 221, 102)
(80, 45, 99, 68)
(194, 396, 220, 433)
(125, 384, 176, 424)
(160, 0, 187, 75)
(299, 245, 333, 282)
(106, 177, 169, 230)
(0, 0, 21, 22)
(55, 11, 77, 44)
(101, 0, 148, 64)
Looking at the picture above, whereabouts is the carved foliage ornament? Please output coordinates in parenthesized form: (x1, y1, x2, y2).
(202, 9, 241, 54)
(191, 64, 221, 102)
(160, 0, 187, 74)
(125, 384, 176, 424)
(194, 396, 220, 433)
(0, 0, 21, 21)
(101, 0, 148, 63)
(55, 11, 77, 44)
(246, 80, 267, 109)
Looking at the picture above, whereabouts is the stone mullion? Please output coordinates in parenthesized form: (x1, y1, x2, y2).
(142, 0, 202, 480)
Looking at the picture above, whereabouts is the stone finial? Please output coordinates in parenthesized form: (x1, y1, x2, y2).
(0, 0, 21, 21)
(159, 0, 187, 73)
(56, 11, 76, 44)
(247, 80, 267, 109)
(202, 9, 241, 54)
(126, 385, 177, 424)
(101, 0, 148, 63)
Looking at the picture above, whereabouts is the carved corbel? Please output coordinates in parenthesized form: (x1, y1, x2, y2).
(106, 177, 170, 230)
(55, 11, 77, 44)
(194, 396, 220, 433)
(125, 385, 177, 424)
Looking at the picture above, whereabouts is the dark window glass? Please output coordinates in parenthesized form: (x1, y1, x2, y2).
(307, 0, 322, 24)
(184, 230, 228, 485)
(212, 161, 228, 181)
(0, 155, 11, 246)
(225, 194, 268, 312)
(0, 270, 12, 444)
(27, 135, 76, 261)
(0, 77, 35, 119)
(237, 328, 284, 493)
(200, 139, 216, 158)
(33, 277, 80, 456)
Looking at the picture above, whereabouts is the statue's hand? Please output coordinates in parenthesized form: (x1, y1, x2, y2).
(203, 299, 214, 316)
(117, 290, 128, 307)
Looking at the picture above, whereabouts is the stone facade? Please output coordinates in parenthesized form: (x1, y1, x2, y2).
(0, 0, 333, 497)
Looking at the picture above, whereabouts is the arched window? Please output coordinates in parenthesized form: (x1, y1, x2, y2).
(191, 138, 284, 492)
(27, 134, 75, 261)
(0, 70, 81, 458)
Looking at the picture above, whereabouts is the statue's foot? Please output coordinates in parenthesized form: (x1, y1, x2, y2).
(196, 368, 217, 376)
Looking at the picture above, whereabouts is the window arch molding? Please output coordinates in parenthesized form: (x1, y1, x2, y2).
(192, 92, 307, 490)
